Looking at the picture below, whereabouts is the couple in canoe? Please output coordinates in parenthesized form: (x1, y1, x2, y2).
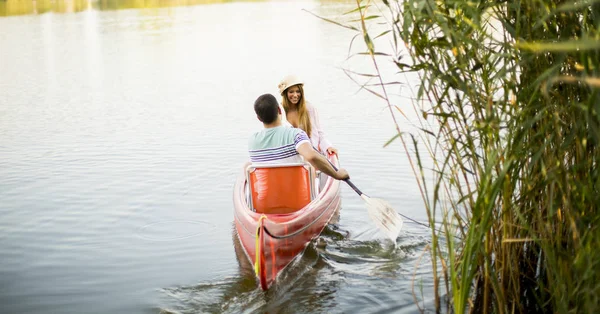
(235, 75, 351, 290)
(248, 74, 350, 181)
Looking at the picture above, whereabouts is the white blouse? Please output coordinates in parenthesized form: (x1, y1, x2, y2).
(282, 101, 332, 154)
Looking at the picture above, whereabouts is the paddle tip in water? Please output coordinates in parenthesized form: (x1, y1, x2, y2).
(363, 196, 404, 243)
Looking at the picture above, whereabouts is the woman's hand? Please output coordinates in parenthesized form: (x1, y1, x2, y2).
(326, 147, 338, 155)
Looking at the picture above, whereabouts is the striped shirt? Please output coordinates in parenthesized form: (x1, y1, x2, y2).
(248, 126, 310, 164)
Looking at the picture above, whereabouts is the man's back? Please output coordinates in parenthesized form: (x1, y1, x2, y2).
(248, 125, 310, 164)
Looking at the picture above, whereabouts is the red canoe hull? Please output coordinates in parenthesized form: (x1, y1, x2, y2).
(232, 155, 342, 290)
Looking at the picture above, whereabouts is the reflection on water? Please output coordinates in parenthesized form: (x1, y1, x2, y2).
(160, 234, 261, 314)
(159, 220, 430, 314)
(0, 0, 262, 16)
(158, 225, 341, 314)
(0, 0, 87, 16)
(93, 0, 263, 11)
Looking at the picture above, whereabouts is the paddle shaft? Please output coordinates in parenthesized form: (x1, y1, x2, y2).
(312, 145, 367, 197)
(325, 154, 365, 197)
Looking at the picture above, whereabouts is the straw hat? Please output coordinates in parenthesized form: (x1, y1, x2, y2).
(278, 75, 303, 95)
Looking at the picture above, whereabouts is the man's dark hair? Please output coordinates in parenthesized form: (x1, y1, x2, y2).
(254, 94, 279, 124)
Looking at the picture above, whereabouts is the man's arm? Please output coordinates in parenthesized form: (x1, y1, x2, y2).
(296, 142, 349, 180)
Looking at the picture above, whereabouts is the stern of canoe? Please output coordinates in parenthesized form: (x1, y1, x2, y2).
(233, 155, 342, 290)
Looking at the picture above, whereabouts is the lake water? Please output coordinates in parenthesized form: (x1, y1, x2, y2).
(0, 1, 438, 313)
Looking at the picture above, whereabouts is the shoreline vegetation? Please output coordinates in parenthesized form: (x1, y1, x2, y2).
(323, 0, 599, 312)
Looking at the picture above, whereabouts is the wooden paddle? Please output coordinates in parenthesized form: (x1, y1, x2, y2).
(326, 155, 404, 243)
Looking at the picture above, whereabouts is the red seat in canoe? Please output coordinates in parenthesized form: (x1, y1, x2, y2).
(246, 163, 315, 215)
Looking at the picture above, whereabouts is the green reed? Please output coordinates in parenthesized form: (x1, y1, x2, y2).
(318, 0, 600, 312)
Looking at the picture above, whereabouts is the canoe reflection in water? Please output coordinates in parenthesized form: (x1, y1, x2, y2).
(158, 220, 344, 314)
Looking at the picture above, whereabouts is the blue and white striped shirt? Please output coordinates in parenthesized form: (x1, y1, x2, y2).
(248, 126, 310, 164)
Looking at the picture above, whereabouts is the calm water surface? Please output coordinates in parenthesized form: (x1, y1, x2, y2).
(0, 1, 438, 313)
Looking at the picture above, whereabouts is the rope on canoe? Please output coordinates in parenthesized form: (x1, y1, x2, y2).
(254, 215, 267, 277)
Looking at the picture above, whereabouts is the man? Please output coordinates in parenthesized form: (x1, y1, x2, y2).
(248, 93, 350, 181)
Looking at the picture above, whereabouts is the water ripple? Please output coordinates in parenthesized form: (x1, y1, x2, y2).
(136, 220, 216, 242)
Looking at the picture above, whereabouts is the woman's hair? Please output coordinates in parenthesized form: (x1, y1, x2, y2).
(281, 84, 312, 137)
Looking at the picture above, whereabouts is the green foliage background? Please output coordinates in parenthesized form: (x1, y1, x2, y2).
(336, 0, 600, 312)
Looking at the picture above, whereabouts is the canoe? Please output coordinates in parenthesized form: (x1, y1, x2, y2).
(232, 154, 342, 290)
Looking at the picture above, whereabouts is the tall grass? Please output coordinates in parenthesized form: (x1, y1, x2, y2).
(321, 0, 600, 312)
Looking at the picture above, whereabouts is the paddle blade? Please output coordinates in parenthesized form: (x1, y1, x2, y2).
(364, 196, 404, 242)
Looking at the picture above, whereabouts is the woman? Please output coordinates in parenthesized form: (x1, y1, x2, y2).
(278, 74, 338, 155)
